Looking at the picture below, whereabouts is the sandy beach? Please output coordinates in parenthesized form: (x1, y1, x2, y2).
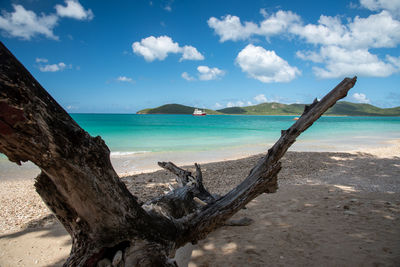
(0, 141, 399, 266)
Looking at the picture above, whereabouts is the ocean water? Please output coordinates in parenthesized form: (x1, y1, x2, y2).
(69, 114, 400, 154)
(1, 114, 399, 179)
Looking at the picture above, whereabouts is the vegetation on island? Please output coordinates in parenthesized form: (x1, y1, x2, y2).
(137, 101, 400, 116)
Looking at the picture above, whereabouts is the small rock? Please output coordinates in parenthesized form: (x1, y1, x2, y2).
(344, 211, 358, 216)
(350, 199, 359, 203)
(343, 205, 350, 210)
(112, 250, 123, 266)
(97, 258, 112, 267)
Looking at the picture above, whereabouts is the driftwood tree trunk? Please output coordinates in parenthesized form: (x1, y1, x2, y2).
(0, 41, 357, 266)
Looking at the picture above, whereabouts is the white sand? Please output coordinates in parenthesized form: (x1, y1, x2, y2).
(0, 141, 399, 266)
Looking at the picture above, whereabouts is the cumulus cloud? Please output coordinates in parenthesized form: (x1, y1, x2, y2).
(258, 10, 301, 37)
(0, 2, 93, 40)
(227, 101, 245, 107)
(197, 66, 225, 80)
(209, 8, 400, 79)
(207, 15, 259, 42)
(291, 11, 400, 49)
(386, 55, 400, 69)
(299, 45, 399, 78)
(132, 35, 204, 62)
(236, 44, 300, 83)
(39, 62, 68, 72)
(181, 72, 195, 81)
(352, 92, 371, 103)
(117, 76, 133, 83)
(55, 0, 94, 20)
(180, 45, 204, 61)
(208, 10, 300, 42)
(254, 94, 267, 103)
(360, 0, 400, 17)
(208, 9, 400, 49)
(0, 5, 58, 40)
(292, 10, 400, 78)
(132, 36, 180, 61)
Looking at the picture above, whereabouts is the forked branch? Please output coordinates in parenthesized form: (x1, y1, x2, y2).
(0, 40, 356, 266)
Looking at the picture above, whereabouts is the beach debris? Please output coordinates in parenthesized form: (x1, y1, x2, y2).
(0, 41, 357, 266)
(97, 258, 112, 267)
(344, 211, 358, 216)
(112, 250, 123, 267)
(224, 217, 254, 226)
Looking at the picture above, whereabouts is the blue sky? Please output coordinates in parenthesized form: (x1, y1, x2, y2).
(1, 0, 399, 113)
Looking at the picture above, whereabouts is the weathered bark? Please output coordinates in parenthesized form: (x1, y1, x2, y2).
(0, 41, 357, 266)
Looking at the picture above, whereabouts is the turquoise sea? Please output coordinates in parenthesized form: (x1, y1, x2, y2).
(1, 114, 400, 179)
(70, 114, 400, 154)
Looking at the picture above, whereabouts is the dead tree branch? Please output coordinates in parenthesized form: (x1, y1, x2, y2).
(0, 41, 356, 266)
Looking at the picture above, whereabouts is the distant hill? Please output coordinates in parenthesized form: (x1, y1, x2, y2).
(137, 101, 400, 116)
(136, 104, 221, 115)
(325, 102, 400, 116)
(218, 102, 305, 115)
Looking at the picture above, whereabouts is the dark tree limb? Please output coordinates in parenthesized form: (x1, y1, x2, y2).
(0, 41, 357, 266)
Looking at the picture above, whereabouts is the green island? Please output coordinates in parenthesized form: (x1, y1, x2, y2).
(137, 101, 400, 116)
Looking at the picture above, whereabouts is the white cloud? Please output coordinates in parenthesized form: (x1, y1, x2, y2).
(352, 92, 371, 103)
(117, 76, 133, 83)
(360, 0, 400, 17)
(39, 62, 67, 72)
(259, 10, 301, 37)
(207, 15, 259, 42)
(301, 46, 399, 78)
(181, 72, 195, 81)
(132, 36, 180, 61)
(236, 44, 300, 83)
(386, 55, 400, 69)
(55, 0, 94, 20)
(197, 66, 225, 81)
(208, 8, 400, 80)
(207, 10, 300, 42)
(66, 105, 78, 110)
(291, 10, 400, 78)
(35, 57, 48, 63)
(254, 94, 267, 103)
(132, 35, 204, 62)
(290, 11, 400, 49)
(227, 101, 245, 107)
(0, 4, 58, 40)
(180, 45, 204, 61)
(296, 50, 324, 63)
(162, 0, 174, 12)
(0, 1, 94, 40)
(214, 102, 223, 109)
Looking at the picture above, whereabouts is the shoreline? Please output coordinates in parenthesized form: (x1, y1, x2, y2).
(1, 138, 399, 180)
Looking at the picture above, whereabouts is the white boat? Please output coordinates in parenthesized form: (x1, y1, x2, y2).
(193, 108, 206, 116)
